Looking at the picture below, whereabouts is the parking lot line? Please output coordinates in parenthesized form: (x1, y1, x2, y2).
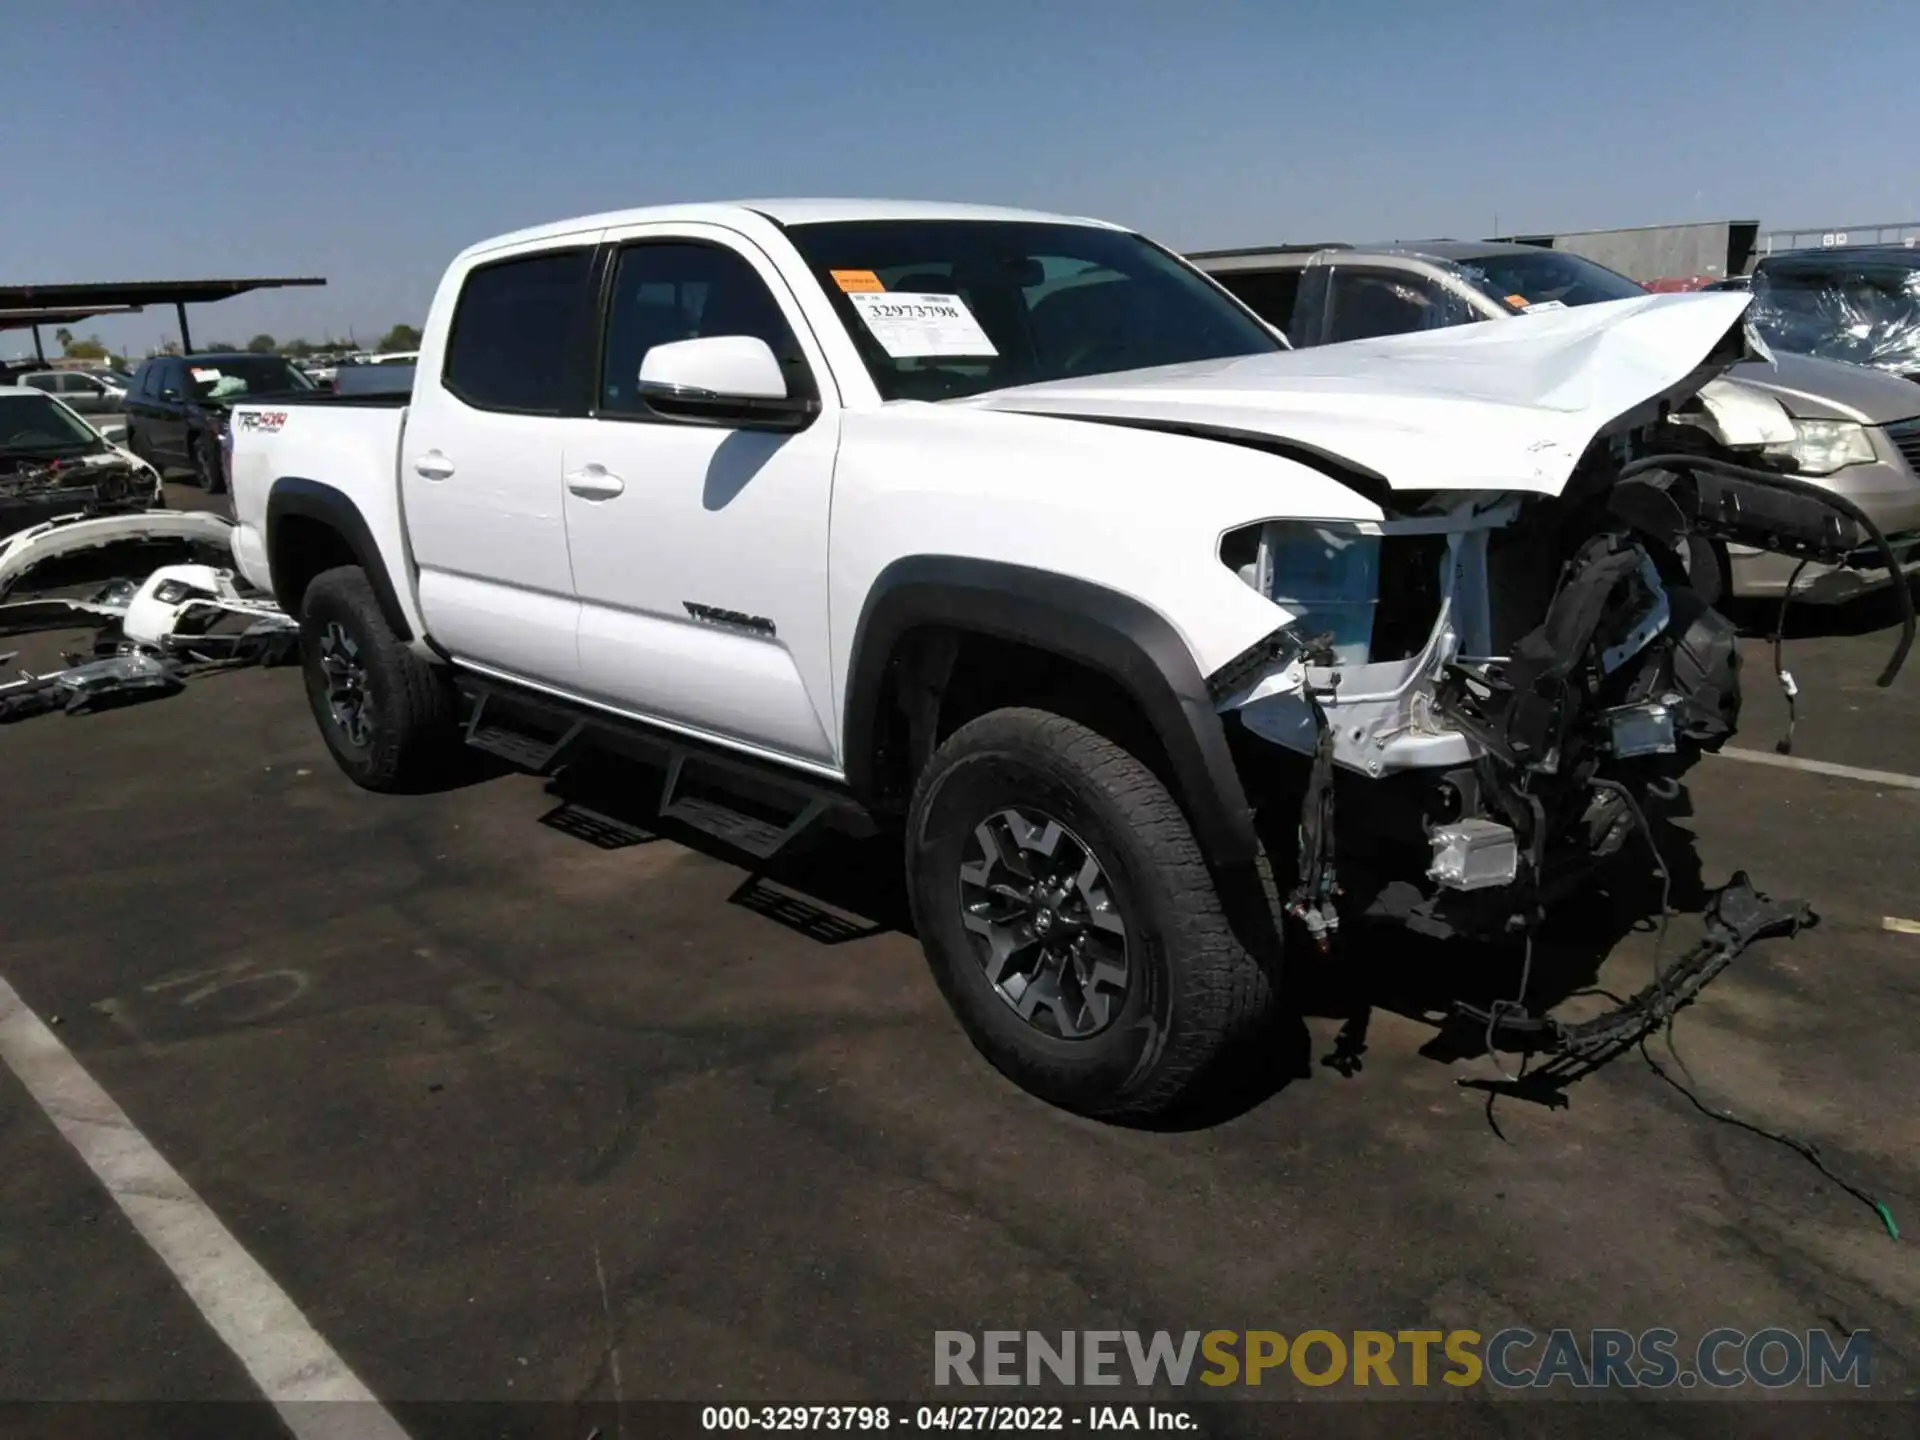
(0, 975, 409, 1440)
(1712, 746, 1920, 792)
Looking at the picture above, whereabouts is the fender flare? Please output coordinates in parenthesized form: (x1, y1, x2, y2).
(842, 556, 1260, 869)
(265, 477, 412, 639)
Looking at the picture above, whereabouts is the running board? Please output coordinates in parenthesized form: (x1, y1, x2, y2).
(451, 672, 874, 860)
(463, 691, 582, 774)
(658, 753, 827, 862)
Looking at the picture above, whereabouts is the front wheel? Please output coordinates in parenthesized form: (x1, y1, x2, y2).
(905, 707, 1276, 1122)
(298, 566, 457, 791)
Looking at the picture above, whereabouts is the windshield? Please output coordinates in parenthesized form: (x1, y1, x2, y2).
(786, 220, 1284, 401)
(1748, 261, 1920, 373)
(1454, 250, 1648, 311)
(0, 392, 107, 456)
(184, 356, 315, 401)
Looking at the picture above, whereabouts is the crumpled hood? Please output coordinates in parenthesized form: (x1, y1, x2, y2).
(969, 291, 1755, 496)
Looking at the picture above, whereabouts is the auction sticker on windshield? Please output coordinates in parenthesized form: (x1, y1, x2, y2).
(847, 292, 999, 359)
(830, 269, 885, 293)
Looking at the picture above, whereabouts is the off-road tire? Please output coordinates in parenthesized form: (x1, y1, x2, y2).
(906, 707, 1276, 1122)
(299, 566, 457, 792)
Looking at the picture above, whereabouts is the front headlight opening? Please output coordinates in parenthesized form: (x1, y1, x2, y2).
(1223, 521, 1382, 667)
(1772, 418, 1875, 476)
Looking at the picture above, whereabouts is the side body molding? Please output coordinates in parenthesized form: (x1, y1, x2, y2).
(265, 476, 413, 639)
(842, 556, 1260, 869)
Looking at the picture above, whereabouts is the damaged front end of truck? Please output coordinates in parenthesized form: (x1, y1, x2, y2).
(1190, 301, 1913, 1057)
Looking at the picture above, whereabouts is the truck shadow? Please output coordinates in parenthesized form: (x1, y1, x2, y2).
(537, 755, 1717, 1127)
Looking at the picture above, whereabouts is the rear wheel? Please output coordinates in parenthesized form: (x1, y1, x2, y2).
(298, 566, 457, 791)
(905, 707, 1276, 1122)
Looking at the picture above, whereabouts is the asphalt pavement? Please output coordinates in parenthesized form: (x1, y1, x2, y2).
(2, 492, 1917, 1435)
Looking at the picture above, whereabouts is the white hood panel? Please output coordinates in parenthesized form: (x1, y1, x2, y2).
(971, 292, 1754, 497)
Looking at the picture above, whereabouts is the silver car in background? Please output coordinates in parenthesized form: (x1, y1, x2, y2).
(12, 368, 127, 417)
(1194, 240, 1920, 603)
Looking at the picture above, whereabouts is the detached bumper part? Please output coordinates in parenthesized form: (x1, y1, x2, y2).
(1454, 871, 1813, 1066)
(0, 652, 184, 722)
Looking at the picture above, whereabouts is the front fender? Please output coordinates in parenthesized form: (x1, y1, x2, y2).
(843, 556, 1262, 870)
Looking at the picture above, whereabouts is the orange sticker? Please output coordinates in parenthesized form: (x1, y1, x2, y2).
(831, 269, 885, 293)
(1505, 293, 1529, 307)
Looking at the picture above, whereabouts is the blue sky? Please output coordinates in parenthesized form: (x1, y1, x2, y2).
(5, 0, 1912, 358)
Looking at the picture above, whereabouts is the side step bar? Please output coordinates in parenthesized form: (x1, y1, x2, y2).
(464, 691, 583, 773)
(454, 672, 872, 864)
(658, 752, 829, 862)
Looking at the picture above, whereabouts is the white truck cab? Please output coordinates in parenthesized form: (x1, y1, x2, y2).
(224, 199, 1898, 1121)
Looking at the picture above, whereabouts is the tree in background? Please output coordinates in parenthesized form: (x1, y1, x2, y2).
(378, 324, 422, 352)
(63, 335, 111, 361)
(54, 328, 74, 353)
(280, 338, 315, 359)
(246, 334, 277, 354)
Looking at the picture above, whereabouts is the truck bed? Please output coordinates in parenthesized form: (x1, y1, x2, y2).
(225, 399, 422, 637)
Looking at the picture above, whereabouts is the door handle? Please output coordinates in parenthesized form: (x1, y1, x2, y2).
(566, 464, 625, 500)
(413, 451, 455, 481)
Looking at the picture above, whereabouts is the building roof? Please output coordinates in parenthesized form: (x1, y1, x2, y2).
(0, 305, 144, 334)
(0, 277, 325, 311)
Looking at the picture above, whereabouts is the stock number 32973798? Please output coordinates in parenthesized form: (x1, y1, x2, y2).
(701, 1405, 1070, 1431)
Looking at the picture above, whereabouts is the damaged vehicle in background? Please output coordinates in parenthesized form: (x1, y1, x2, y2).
(223, 200, 1910, 1121)
(1747, 246, 1920, 386)
(1194, 240, 1920, 605)
(1, 384, 163, 536)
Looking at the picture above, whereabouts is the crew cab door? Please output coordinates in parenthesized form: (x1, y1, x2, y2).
(554, 223, 843, 766)
(400, 236, 602, 686)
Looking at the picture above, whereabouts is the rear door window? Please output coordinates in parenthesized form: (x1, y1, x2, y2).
(442, 248, 594, 414)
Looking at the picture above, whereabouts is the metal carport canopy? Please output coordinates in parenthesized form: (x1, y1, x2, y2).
(0, 277, 326, 354)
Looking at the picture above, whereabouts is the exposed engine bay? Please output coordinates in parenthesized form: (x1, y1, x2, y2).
(0, 451, 158, 534)
(1213, 416, 1913, 1044)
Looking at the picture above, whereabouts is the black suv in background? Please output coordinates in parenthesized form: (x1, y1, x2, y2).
(123, 352, 314, 491)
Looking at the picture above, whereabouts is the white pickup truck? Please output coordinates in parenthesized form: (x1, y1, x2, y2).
(225, 198, 1900, 1121)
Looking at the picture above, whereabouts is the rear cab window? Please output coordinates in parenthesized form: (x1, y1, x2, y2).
(442, 248, 595, 414)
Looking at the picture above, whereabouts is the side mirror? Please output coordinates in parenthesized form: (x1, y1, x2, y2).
(635, 335, 818, 430)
